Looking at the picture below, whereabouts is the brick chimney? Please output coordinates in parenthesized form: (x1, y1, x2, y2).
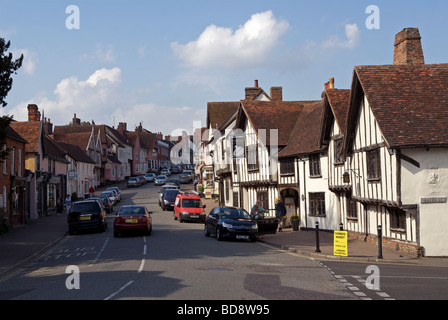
(44, 117, 53, 135)
(393, 28, 425, 65)
(270, 87, 283, 101)
(245, 80, 262, 100)
(72, 113, 81, 126)
(118, 122, 127, 135)
(324, 78, 335, 91)
(27, 104, 41, 122)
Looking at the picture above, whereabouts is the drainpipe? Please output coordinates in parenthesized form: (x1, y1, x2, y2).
(298, 157, 308, 229)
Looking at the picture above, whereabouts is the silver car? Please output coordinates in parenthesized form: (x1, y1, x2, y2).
(155, 175, 168, 186)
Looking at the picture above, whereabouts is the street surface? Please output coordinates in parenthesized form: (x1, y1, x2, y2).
(0, 178, 447, 303)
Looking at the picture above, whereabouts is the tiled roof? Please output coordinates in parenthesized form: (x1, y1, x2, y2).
(325, 89, 350, 134)
(277, 100, 325, 158)
(10, 121, 41, 153)
(206, 102, 240, 130)
(57, 141, 96, 164)
(240, 100, 315, 147)
(350, 64, 448, 148)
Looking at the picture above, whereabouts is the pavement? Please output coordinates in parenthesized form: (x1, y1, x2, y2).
(1, 187, 448, 282)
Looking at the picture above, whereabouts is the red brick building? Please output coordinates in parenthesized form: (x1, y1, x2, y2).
(0, 124, 27, 227)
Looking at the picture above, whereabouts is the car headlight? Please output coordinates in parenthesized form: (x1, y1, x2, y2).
(182, 211, 189, 215)
(163, 200, 169, 204)
(251, 224, 258, 230)
(222, 222, 233, 229)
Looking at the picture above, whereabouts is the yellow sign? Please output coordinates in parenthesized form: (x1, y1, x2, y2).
(334, 231, 348, 257)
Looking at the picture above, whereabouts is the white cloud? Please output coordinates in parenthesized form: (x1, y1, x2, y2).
(12, 48, 38, 75)
(4, 68, 124, 124)
(3, 67, 204, 135)
(321, 24, 360, 49)
(171, 10, 289, 69)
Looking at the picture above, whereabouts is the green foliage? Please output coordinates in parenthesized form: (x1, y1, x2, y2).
(0, 38, 23, 161)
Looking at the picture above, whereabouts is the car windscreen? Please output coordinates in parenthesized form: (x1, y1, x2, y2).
(182, 199, 202, 208)
(220, 208, 251, 220)
(101, 192, 113, 197)
(71, 202, 100, 213)
(119, 207, 145, 216)
(163, 190, 180, 200)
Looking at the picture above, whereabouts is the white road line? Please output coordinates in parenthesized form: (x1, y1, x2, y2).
(89, 238, 109, 267)
(138, 259, 145, 273)
(104, 280, 134, 300)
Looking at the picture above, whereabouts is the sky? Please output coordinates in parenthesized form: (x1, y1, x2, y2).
(1, 0, 447, 137)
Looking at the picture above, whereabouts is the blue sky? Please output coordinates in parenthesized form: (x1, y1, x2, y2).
(1, 0, 447, 136)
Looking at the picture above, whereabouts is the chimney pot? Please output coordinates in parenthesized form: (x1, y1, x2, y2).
(254, 80, 259, 88)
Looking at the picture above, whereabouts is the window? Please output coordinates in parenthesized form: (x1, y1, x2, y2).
(233, 192, 239, 207)
(246, 144, 259, 171)
(309, 192, 326, 216)
(280, 159, 295, 175)
(309, 154, 321, 177)
(257, 191, 269, 210)
(367, 149, 381, 181)
(346, 193, 357, 219)
(10, 147, 15, 175)
(333, 138, 343, 164)
(389, 207, 406, 231)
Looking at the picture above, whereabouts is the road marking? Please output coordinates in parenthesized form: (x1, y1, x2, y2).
(138, 259, 145, 273)
(104, 280, 134, 300)
(89, 238, 109, 267)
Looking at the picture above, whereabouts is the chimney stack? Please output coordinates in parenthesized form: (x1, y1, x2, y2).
(118, 122, 127, 135)
(270, 87, 283, 101)
(27, 104, 41, 122)
(324, 78, 335, 91)
(393, 28, 425, 65)
(44, 117, 53, 135)
(72, 113, 81, 126)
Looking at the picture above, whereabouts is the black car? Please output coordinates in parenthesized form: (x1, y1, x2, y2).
(161, 189, 181, 211)
(204, 206, 279, 241)
(68, 199, 107, 235)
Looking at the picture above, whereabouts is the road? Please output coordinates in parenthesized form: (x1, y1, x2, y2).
(0, 178, 447, 304)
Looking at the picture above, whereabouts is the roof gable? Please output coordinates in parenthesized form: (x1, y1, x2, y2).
(346, 64, 448, 150)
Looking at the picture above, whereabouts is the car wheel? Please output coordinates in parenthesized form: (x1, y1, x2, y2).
(216, 227, 223, 241)
(114, 230, 120, 238)
(204, 224, 210, 237)
(173, 212, 177, 220)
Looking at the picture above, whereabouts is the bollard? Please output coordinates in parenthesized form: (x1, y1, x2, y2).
(315, 221, 321, 253)
(378, 225, 383, 259)
(339, 222, 344, 231)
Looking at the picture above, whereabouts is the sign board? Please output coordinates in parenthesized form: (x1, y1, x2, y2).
(334, 231, 348, 257)
(421, 197, 447, 204)
(204, 188, 213, 199)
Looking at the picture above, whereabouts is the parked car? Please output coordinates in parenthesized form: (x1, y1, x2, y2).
(138, 176, 147, 185)
(161, 189, 182, 211)
(144, 173, 156, 182)
(171, 166, 180, 174)
(68, 199, 107, 235)
(100, 191, 116, 206)
(155, 175, 168, 186)
(92, 196, 113, 213)
(127, 177, 141, 188)
(158, 185, 179, 206)
(107, 187, 121, 202)
(179, 174, 192, 184)
(114, 205, 153, 237)
(166, 178, 180, 188)
(174, 193, 206, 222)
(160, 169, 171, 176)
(106, 188, 120, 203)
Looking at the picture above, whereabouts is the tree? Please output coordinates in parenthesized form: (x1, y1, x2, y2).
(0, 38, 23, 159)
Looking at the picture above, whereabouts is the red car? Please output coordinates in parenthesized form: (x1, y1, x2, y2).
(174, 193, 206, 222)
(114, 205, 153, 237)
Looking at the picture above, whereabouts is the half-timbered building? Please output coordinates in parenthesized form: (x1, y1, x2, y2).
(342, 28, 448, 256)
